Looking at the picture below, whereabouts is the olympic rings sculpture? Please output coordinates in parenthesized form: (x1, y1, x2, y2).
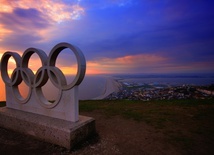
(0, 42, 86, 109)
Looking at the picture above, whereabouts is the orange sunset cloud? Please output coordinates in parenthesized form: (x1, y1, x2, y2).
(0, 0, 84, 22)
(86, 54, 168, 74)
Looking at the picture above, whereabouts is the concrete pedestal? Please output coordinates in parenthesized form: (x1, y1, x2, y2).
(0, 107, 96, 149)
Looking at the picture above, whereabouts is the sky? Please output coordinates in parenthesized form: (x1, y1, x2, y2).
(0, 0, 214, 75)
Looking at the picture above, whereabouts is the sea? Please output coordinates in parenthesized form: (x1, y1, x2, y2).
(0, 73, 214, 101)
(112, 73, 214, 86)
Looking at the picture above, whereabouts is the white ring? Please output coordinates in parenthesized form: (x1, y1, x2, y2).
(0, 43, 86, 108)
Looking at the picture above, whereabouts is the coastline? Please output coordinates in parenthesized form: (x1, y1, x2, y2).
(93, 77, 122, 100)
(0, 74, 214, 101)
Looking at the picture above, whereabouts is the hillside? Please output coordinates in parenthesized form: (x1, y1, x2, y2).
(0, 99, 214, 154)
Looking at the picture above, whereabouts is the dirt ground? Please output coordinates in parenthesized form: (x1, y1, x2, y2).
(0, 108, 213, 155)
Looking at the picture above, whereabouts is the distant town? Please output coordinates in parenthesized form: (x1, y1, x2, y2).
(105, 81, 214, 101)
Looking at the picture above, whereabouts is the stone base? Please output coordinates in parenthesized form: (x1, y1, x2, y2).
(0, 107, 96, 149)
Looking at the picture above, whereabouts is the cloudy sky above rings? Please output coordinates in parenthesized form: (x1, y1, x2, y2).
(0, 0, 214, 74)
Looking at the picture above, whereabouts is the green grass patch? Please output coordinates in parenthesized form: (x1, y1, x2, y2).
(80, 99, 214, 152)
(80, 99, 214, 123)
(80, 99, 214, 132)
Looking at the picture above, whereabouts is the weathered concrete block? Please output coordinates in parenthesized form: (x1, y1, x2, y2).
(0, 107, 96, 149)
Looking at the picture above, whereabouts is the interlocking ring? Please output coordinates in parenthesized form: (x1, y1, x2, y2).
(0, 42, 86, 108)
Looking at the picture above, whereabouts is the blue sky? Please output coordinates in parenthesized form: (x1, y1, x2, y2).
(0, 0, 214, 74)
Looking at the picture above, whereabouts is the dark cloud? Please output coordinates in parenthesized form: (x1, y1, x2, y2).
(0, 7, 51, 30)
(1, 33, 43, 52)
(14, 8, 40, 18)
(0, 7, 52, 51)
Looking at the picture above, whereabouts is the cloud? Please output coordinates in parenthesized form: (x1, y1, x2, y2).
(86, 52, 214, 74)
(0, 8, 50, 32)
(86, 53, 168, 74)
(0, 0, 84, 22)
(0, 0, 85, 51)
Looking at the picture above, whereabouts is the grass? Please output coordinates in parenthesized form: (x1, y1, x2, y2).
(80, 99, 214, 152)
(1, 99, 213, 125)
(1, 99, 214, 152)
(80, 99, 214, 124)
